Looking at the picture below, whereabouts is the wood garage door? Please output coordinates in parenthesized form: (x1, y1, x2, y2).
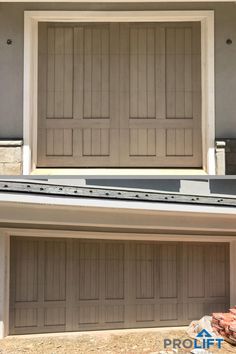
(37, 22, 202, 168)
(10, 238, 229, 334)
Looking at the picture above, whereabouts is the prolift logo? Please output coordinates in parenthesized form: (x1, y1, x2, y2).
(195, 329, 224, 350)
(164, 329, 224, 351)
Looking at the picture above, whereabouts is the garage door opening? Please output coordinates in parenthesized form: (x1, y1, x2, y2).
(37, 21, 202, 168)
(10, 238, 229, 335)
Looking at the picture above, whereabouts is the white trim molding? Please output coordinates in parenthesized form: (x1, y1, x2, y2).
(0, 195, 236, 234)
(23, 10, 215, 175)
(0, 232, 10, 339)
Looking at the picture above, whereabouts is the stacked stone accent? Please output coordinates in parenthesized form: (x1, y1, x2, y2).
(0, 141, 23, 175)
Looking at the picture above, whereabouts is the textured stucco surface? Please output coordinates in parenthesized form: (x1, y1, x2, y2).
(0, 2, 236, 139)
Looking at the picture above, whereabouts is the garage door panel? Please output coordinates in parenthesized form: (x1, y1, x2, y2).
(82, 128, 110, 157)
(184, 243, 229, 323)
(155, 28, 166, 119)
(38, 23, 119, 167)
(44, 307, 66, 327)
(135, 243, 155, 299)
(205, 244, 229, 298)
(47, 27, 74, 119)
(129, 128, 156, 157)
(77, 242, 100, 300)
(159, 244, 178, 299)
(42, 239, 67, 331)
(73, 28, 84, 120)
(165, 27, 195, 120)
(14, 308, 38, 329)
(13, 304, 67, 331)
(76, 305, 126, 328)
(166, 128, 194, 157)
(83, 27, 110, 119)
(160, 303, 179, 322)
(105, 304, 125, 324)
(44, 240, 66, 302)
(129, 27, 156, 119)
(38, 22, 202, 168)
(46, 129, 73, 157)
(187, 302, 205, 321)
(78, 304, 100, 325)
(13, 240, 39, 303)
(105, 243, 124, 300)
(10, 239, 229, 334)
(104, 242, 126, 326)
(135, 304, 155, 322)
(187, 244, 205, 298)
(204, 302, 230, 316)
(120, 132, 201, 167)
(120, 22, 201, 167)
(158, 244, 181, 324)
(186, 300, 229, 322)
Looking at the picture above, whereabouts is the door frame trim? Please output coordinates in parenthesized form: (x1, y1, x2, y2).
(23, 10, 215, 174)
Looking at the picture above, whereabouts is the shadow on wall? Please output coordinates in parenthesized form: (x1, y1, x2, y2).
(209, 180, 236, 196)
(88, 179, 182, 193)
(87, 179, 236, 196)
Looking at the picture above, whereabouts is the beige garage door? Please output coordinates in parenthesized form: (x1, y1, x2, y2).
(10, 238, 229, 334)
(37, 22, 202, 168)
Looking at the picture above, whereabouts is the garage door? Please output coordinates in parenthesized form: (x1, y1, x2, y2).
(10, 238, 229, 334)
(37, 22, 202, 168)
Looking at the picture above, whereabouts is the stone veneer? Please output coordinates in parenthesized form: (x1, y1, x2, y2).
(0, 140, 231, 175)
(0, 141, 23, 175)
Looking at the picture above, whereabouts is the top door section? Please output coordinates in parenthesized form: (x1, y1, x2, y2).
(37, 22, 201, 168)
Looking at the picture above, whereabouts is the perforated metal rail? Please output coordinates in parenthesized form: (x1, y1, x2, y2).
(0, 180, 235, 207)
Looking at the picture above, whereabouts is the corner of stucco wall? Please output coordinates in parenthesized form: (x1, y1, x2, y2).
(0, 141, 23, 175)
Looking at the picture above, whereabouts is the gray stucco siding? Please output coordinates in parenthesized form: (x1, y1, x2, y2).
(0, 2, 235, 139)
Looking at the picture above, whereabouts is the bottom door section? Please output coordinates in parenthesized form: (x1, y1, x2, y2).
(10, 238, 229, 334)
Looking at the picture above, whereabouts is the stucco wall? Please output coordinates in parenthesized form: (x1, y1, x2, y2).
(0, 2, 235, 140)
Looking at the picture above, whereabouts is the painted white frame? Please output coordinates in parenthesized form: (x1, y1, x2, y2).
(23, 10, 215, 175)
